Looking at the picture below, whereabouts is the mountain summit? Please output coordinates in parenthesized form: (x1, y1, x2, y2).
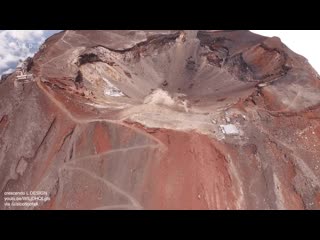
(1, 30, 320, 209)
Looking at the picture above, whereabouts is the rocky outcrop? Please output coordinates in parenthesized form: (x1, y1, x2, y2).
(1, 30, 319, 209)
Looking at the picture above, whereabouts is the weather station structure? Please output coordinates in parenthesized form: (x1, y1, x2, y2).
(14, 60, 33, 87)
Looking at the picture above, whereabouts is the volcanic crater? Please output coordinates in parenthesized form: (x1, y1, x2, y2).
(1, 30, 320, 209)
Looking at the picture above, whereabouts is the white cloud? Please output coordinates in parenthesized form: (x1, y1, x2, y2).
(0, 30, 52, 75)
(0, 54, 19, 69)
(2, 68, 14, 75)
(251, 30, 320, 74)
(5, 30, 45, 41)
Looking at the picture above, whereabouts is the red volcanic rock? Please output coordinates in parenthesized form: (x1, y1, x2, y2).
(1, 30, 320, 210)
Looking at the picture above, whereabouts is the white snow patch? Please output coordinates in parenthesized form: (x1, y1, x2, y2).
(102, 77, 125, 97)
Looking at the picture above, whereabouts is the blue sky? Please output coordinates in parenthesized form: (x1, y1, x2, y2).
(0, 30, 320, 76)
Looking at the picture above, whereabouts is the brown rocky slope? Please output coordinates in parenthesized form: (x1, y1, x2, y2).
(0, 30, 320, 209)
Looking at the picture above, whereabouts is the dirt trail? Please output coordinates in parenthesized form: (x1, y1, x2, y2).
(251, 121, 320, 188)
(35, 77, 165, 210)
(36, 78, 165, 148)
(66, 144, 159, 165)
(58, 166, 143, 209)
